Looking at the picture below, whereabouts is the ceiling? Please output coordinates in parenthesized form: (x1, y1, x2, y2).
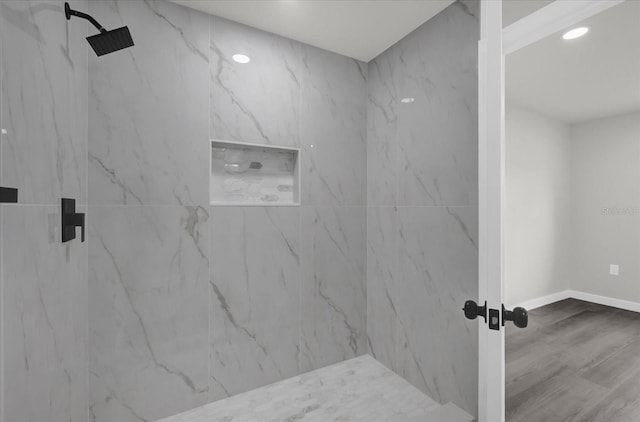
(506, 0, 640, 123)
(169, 0, 453, 62)
(502, 0, 554, 28)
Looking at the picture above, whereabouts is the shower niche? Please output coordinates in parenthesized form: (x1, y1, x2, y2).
(210, 140, 300, 206)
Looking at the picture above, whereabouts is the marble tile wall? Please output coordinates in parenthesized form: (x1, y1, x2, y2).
(2, 206, 88, 422)
(209, 207, 301, 400)
(1, 0, 88, 205)
(88, 1, 367, 421)
(366, 0, 480, 417)
(210, 17, 301, 149)
(88, 0, 210, 206)
(1, 0, 478, 420)
(299, 205, 366, 372)
(88, 206, 210, 422)
(86, 1, 212, 420)
(0, 1, 89, 422)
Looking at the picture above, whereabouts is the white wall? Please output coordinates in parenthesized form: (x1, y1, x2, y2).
(571, 112, 640, 303)
(506, 108, 640, 308)
(505, 104, 573, 307)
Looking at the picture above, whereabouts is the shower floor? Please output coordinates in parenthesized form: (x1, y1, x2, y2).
(156, 355, 473, 422)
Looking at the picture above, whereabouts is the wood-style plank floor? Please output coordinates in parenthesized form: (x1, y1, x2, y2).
(506, 298, 640, 422)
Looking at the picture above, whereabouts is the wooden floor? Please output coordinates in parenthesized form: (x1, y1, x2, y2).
(506, 299, 640, 422)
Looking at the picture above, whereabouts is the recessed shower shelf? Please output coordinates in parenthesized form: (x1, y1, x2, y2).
(210, 140, 300, 206)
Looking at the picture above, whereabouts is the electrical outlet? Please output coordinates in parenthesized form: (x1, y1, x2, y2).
(609, 264, 619, 276)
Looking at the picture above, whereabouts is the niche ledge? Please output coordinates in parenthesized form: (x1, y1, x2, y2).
(210, 140, 300, 206)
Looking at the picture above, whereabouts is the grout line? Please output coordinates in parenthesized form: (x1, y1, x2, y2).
(297, 40, 304, 376)
(207, 11, 213, 405)
(83, 7, 90, 421)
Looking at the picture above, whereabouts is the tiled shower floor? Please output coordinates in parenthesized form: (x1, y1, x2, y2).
(156, 355, 457, 422)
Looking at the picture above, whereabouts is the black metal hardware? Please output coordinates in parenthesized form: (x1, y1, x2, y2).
(502, 305, 528, 328)
(65, 2, 134, 57)
(0, 187, 18, 203)
(488, 308, 500, 330)
(61, 198, 85, 243)
(462, 300, 487, 323)
(464, 299, 529, 331)
(65, 2, 106, 33)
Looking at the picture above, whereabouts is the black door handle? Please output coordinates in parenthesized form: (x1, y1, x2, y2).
(503, 305, 528, 328)
(462, 300, 487, 323)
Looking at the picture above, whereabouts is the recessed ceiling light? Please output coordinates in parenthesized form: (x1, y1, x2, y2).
(232, 54, 251, 64)
(562, 27, 589, 40)
(401, 97, 415, 104)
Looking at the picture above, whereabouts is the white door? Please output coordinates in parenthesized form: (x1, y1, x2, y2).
(478, 1, 627, 421)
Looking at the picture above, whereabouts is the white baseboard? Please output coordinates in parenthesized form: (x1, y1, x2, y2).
(568, 290, 640, 313)
(513, 290, 572, 310)
(513, 290, 640, 313)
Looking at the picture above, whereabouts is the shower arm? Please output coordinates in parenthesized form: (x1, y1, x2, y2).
(65, 2, 107, 33)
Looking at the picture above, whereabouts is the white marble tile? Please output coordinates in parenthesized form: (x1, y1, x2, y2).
(395, 206, 478, 416)
(300, 205, 367, 372)
(210, 16, 301, 148)
(1, 0, 88, 204)
(2, 205, 87, 422)
(157, 355, 441, 422)
(366, 206, 398, 371)
(210, 206, 300, 400)
(365, 1, 480, 416)
(88, 206, 210, 422)
(301, 46, 367, 206)
(88, 0, 209, 205)
(396, 0, 479, 207)
(367, 47, 399, 207)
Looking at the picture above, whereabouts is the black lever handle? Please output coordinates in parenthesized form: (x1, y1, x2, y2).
(502, 305, 528, 328)
(61, 198, 86, 243)
(0, 187, 18, 203)
(462, 300, 487, 323)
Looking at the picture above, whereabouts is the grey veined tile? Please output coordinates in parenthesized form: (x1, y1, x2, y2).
(2, 205, 88, 422)
(88, 206, 210, 422)
(1, 0, 88, 204)
(210, 206, 301, 401)
(300, 205, 367, 372)
(367, 48, 400, 207)
(158, 356, 442, 422)
(396, 1, 479, 207)
(88, 0, 210, 206)
(210, 16, 301, 148)
(301, 46, 367, 207)
(366, 206, 398, 371)
(395, 206, 478, 416)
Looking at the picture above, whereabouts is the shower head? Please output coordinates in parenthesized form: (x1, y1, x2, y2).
(86, 27, 134, 57)
(64, 2, 134, 57)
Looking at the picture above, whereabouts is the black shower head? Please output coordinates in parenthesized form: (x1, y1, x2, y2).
(87, 27, 134, 57)
(64, 2, 134, 57)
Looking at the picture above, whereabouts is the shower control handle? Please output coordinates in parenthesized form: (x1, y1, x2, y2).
(61, 198, 85, 243)
(0, 187, 18, 203)
(502, 305, 528, 329)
